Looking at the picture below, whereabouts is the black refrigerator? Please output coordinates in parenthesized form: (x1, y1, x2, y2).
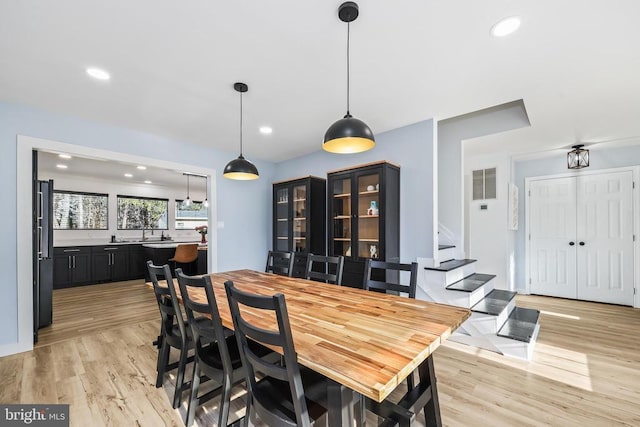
(33, 177, 54, 341)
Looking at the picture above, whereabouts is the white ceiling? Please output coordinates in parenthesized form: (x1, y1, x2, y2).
(2, 1, 640, 162)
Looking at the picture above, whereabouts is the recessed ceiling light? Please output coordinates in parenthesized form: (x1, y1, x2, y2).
(124, 173, 133, 178)
(137, 165, 147, 170)
(58, 154, 72, 159)
(144, 180, 152, 184)
(56, 164, 68, 169)
(86, 67, 111, 81)
(491, 16, 521, 37)
(259, 126, 273, 135)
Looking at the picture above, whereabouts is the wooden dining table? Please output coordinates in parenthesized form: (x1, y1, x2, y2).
(160, 269, 470, 426)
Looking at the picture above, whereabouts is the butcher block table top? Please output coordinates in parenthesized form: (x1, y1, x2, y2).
(155, 269, 470, 403)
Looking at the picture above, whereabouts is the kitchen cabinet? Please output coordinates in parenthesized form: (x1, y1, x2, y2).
(53, 247, 92, 289)
(128, 244, 148, 280)
(272, 176, 326, 278)
(92, 245, 130, 283)
(327, 161, 400, 287)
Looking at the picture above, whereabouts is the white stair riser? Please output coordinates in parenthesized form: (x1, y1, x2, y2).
(438, 247, 457, 262)
(423, 263, 477, 288)
(468, 281, 495, 307)
(467, 298, 515, 335)
(416, 277, 495, 309)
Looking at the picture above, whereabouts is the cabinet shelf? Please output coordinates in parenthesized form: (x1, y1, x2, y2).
(277, 218, 288, 222)
(293, 237, 306, 240)
(359, 190, 379, 195)
(276, 201, 288, 204)
(359, 215, 379, 218)
(333, 238, 351, 241)
(359, 238, 379, 242)
(333, 193, 351, 198)
(293, 198, 306, 202)
(293, 217, 306, 221)
(333, 215, 351, 220)
(277, 237, 288, 240)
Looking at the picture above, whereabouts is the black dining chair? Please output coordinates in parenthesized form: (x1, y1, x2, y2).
(362, 259, 426, 426)
(224, 280, 330, 427)
(265, 250, 295, 277)
(305, 254, 345, 285)
(175, 269, 248, 427)
(147, 261, 192, 409)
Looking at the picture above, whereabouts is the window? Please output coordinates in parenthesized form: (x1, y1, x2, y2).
(53, 191, 108, 230)
(175, 200, 208, 230)
(117, 195, 168, 230)
(472, 168, 497, 200)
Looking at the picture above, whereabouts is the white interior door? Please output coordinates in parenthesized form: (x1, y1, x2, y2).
(529, 177, 578, 298)
(576, 171, 634, 305)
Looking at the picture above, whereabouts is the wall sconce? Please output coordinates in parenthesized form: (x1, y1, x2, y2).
(567, 144, 589, 169)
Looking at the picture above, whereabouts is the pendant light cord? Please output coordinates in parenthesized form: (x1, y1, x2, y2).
(239, 91, 244, 157)
(346, 20, 350, 116)
(187, 174, 190, 198)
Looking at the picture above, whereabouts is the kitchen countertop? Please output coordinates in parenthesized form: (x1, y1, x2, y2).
(142, 242, 206, 249)
(54, 238, 201, 247)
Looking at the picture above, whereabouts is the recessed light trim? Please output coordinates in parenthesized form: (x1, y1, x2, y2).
(259, 126, 273, 135)
(86, 67, 111, 80)
(144, 180, 152, 184)
(137, 165, 147, 170)
(56, 164, 68, 169)
(491, 16, 521, 37)
(124, 173, 133, 178)
(58, 154, 72, 159)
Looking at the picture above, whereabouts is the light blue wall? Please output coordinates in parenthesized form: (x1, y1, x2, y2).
(0, 101, 275, 346)
(274, 119, 435, 262)
(514, 144, 640, 289)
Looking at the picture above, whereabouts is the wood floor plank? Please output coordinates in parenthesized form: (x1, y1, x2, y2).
(1, 282, 639, 426)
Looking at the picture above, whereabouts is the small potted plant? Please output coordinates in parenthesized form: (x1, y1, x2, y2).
(195, 225, 208, 244)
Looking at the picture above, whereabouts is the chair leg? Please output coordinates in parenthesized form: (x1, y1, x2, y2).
(173, 346, 189, 408)
(218, 376, 233, 427)
(185, 358, 200, 427)
(156, 339, 170, 388)
(242, 395, 252, 427)
(406, 370, 415, 391)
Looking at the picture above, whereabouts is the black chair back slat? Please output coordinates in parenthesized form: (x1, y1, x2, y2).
(363, 259, 418, 299)
(265, 250, 295, 277)
(305, 254, 344, 285)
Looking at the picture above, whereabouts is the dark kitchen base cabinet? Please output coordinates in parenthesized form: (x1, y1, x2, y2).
(53, 244, 148, 289)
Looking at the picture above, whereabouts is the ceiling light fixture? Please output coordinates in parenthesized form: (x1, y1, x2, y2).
(86, 67, 111, 81)
(144, 180, 152, 184)
(259, 126, 273, 135)
(58, 154, 72, 159)
(124, 173, 133, 178)
(323, 1, 375, 154)
(137, 165, 147, 170)
(223, 82, 260, 180)
(567, 144, 589, 169)
(56, 164, 68, 169)
(491, 16, 521, 37)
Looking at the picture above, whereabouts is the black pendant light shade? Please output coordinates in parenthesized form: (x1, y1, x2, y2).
(223, 155, 259, 180)
(224, 82, 259, 180)
(567, 144, 589, 169)
(323, 1, 375, 154)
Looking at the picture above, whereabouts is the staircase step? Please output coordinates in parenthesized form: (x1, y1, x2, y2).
(446, 273, 496, 292)
(471, 290, 517, 315)
(424, 259, 476, 272)
(438, 244, 455, 250)
(498, 307, 541, 343)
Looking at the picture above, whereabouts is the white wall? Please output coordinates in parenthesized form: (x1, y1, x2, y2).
(464, 153, 515, 290)
(41, 172, 205, 244)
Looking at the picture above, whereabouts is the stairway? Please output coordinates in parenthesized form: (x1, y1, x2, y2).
(416, 245, 540, 361)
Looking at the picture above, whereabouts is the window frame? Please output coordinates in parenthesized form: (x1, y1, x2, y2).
(53, 190, 109, 230)
(116, 194, 169, 230)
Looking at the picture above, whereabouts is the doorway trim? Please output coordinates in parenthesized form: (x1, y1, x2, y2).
(524, 165, 639, 308)
(15, 134, 218, 355)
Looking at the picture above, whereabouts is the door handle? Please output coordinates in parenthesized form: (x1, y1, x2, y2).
(579, 241, 585, 246)
(569, 241, 575, 246)
(68, 255, 71, 269)
(37, 191, 43, 220)
(73, 255, 76, 269)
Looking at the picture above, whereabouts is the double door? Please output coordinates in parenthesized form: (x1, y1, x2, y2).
(529, 170, 634, 305)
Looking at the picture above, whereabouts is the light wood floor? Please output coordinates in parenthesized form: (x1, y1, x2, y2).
(1, 282, 639, 426)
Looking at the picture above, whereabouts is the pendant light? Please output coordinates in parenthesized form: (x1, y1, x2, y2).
(181, 173, 192, 208)
(567, 144, 589, 169)
(323, 1, 375, 154)
(223, 82, 259, 180)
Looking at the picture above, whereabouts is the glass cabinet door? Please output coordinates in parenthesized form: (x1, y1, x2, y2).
(331, 177, 352, 257)
(292, 184, 307, 253)
(275, 187, 290, 251)
(356, 172, 380, 259)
